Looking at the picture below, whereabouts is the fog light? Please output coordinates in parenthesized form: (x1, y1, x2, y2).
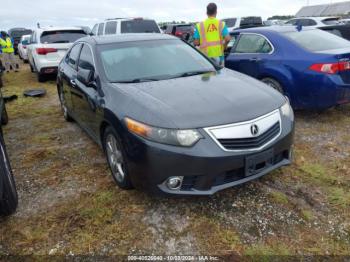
(166, 177, 183, 190)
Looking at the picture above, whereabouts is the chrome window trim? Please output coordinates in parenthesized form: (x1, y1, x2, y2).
(232, 33, 275, 55)
(204, 109, 282, 152)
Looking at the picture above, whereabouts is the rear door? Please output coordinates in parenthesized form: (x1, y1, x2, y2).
(39, 30, 87, 63)
(225, 33, 274, 78)
(62, 43, 82, 119)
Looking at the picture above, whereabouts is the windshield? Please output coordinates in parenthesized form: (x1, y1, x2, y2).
(223, 19, 237, 27)
(98, 39, 215, 83)
(40, 30, 87, 44)
(121, 20, 160, 33)
(284, 29, 350, 52)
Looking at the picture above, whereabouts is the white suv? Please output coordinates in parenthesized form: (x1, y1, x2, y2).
(27, 27, 87, 82)
(91, 18, 161, 36)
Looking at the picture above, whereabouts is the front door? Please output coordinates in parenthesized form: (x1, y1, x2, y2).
(73, 44, 101, 138)
(225, 33, 273, 78)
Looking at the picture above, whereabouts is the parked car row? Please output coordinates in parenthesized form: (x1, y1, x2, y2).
(8, 27, 32, 54)
(5, 15, 350, 201)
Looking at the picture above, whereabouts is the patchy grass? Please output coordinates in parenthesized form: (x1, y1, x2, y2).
(269, 191, 289, 205)
(0, 61, 349, 257)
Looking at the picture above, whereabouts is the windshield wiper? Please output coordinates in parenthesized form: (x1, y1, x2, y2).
(114, 78, 161, 83)
(174, 70, 216, 78)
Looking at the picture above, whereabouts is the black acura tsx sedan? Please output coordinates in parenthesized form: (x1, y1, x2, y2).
(57, 34, 294, 196)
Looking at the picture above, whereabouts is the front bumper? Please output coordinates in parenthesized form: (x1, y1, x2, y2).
(125, 122, 294, 196)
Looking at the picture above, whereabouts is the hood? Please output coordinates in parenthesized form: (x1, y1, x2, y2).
(114, 69, 286, 129)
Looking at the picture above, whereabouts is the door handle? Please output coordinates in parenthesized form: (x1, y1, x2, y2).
(249, 57, 261, 62)
(70, 80, 77, 87)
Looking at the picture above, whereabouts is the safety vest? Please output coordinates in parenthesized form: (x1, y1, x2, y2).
(196, 18, 224, 58)
(0, 37, 14, 53)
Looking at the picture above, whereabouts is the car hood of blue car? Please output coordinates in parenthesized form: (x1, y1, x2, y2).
(112, 69, 286, 129)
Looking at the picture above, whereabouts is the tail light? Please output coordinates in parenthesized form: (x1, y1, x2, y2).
(175, 31, 183, 37)
(36, 47, 57, 55)
(309, 61, 350, 74)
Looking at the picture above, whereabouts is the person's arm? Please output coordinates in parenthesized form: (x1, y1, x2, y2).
(0, 38, 6, 47)
(193, 26, 200, 46)
(221, 23, 232, 50)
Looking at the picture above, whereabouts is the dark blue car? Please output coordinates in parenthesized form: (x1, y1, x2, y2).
(225, 26, 350, 109)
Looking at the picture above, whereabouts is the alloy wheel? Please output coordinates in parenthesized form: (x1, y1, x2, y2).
(106, 134, 125, 183)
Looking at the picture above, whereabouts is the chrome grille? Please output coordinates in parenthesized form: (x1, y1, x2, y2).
(217, 122, 281, 150)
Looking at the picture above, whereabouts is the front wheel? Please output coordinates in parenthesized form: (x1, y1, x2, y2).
(261, 77, 284, 94)
(103, 126, 133, 190)
(0, 134, 18, 216)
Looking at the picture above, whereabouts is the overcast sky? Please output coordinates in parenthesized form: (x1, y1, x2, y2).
(1, 0, 346, 30)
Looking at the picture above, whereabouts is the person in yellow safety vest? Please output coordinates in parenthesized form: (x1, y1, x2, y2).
(0, 31, 18, 73)
(193, 3, 231, 66)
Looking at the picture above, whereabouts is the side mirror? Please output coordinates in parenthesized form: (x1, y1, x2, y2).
(77, 68, 95, 88)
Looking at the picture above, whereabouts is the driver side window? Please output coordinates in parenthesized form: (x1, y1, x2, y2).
(234, 34, 273, 54)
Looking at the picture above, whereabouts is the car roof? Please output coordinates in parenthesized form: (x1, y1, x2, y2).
(292, 16, 339, 21)
(104, 17, 155, 21)
(35, 26, 84, 33)
(234, 25, 317, 34)
(78, 33, 177, 45)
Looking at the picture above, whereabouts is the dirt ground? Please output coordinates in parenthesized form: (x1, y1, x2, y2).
(0, 60, 349, 259)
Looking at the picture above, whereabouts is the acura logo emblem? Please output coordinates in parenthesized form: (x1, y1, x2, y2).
(251, 124, 259, 136)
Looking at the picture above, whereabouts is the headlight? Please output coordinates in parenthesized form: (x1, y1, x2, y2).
(125, 118, 202, 147)
(280, 98, 294, 120)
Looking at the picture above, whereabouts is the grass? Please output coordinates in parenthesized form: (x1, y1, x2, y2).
(269, 191, 289, 205)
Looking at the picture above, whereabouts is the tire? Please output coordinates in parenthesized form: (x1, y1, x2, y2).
(103, 126, 134, 190)
(0, 76, 3, 88)
(30, 63, 34, 73)
(261, 77, 284, 94)
(59, 89, 73, 122)
(37, 72, 46, 82)
(1, 107, 9, 126)
(0, 134, 18, 216)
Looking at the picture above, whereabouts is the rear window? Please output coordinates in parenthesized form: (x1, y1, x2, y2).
(285, 29, 350, 52)
(40, 30, 86, 44)
(240, 17, 263, 28)
(10, 30, 32, 38)
(176, 25, 193, 32)
(121, 20, 160, 33)
(322, 18, 340, 25)
(223, 19, 237, 28)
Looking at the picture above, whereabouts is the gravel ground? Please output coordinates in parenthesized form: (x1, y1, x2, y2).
(0, 61, 349, 259)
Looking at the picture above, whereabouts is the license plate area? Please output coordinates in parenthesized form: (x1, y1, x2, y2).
(245, 149, 274, 177)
